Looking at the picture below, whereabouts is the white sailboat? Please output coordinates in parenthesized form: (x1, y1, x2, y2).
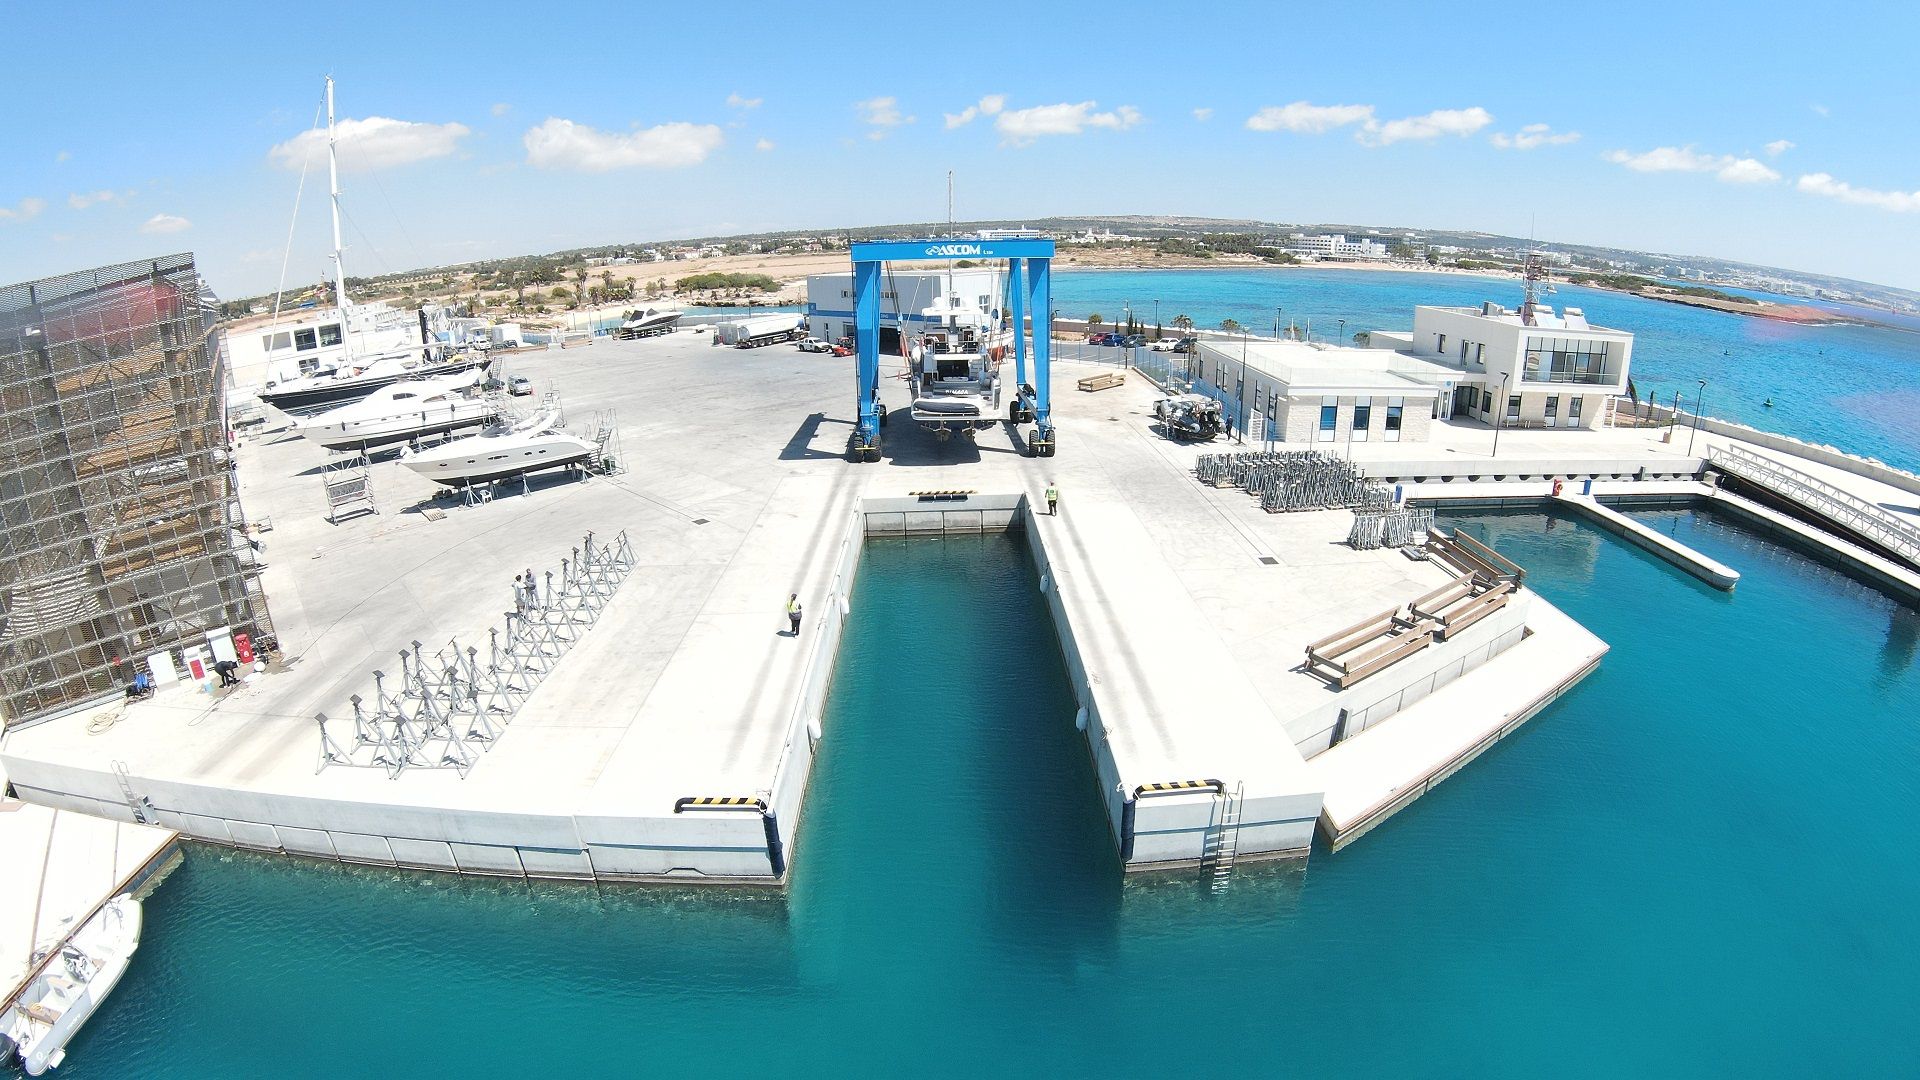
(399, 407, 598, 487)
(0, 895, 143, 1076)
(254, 77, 484, 415)
(294, 369, 499, 451)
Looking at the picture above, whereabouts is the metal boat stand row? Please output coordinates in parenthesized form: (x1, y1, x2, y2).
(315, 529, 639, 777)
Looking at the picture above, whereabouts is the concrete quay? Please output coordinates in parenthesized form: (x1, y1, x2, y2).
(0, 333, 1754, 883)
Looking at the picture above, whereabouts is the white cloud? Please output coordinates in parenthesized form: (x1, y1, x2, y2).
(55, 150, 71, 163)
(0, 197, 47, 223)
(1603, 145, 1779, 184)
(139, 213, 191, 235)
(67, 189, 122, 209)
(1764, 139, 1794, 157)
(522, 118, 724, 171)
(1358, 106, 1493, 146)
(755, 137, 775, 152)
(269, 116, 471, 172)
(1490, 123, 1581, 150)
(994, 101, 1141, 144)
(1811, 103, 1830, 117)
(491, 103, 511, 117)
(978, 94, 1005, 116)
(856, 97, 914, 139)
(1245, 101, 1374, 133)
(1797, 172, 1920, 213)
(726, 93, 762, 110)
(1192, 107, 1213, 122)
(944, 106, 978, 129)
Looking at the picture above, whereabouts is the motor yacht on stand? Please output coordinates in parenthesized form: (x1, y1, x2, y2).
(614, 306, 683, 338)
(399, 406, 599, 487)
(294, 369, 499, 451)
(906, 290, 1014, 441)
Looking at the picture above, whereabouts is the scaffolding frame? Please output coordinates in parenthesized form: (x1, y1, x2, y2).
(0, 254, 275, 727)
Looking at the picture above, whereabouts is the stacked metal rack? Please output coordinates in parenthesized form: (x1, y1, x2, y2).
(1193, 450, 1393, 514)
(1347, 506, 1436, 550)
(315, 530, 636, 778)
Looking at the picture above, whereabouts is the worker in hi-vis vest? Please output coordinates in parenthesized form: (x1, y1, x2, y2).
(1045, 483, 1059, 516)
(786, 593, 803, 637)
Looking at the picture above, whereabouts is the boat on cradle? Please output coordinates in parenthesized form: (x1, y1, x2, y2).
(259, 350, 488, 415)
(0, 895, 143, 1076)
(613, 307, 683, 338)
(294, 369, 499, 451)
(907, 297, 1014, 441)
(399, 407, 598, 487)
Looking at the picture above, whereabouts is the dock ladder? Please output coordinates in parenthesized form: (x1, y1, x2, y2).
(1201, 782, 1245, 892)
(112, 759, 150, 825)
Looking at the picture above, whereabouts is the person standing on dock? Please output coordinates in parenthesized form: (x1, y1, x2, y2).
(1045, 482, 1059, 516)
(786, 593, 803, 637)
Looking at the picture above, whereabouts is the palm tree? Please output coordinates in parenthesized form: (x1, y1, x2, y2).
(1086, 313, 1103, 327)
(1220, 318, 1244, 334)
(1172, 314, 1194, 331)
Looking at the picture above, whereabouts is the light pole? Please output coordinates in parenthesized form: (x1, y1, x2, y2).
(1686, 379, 1708, 456)
(1339, 318, 1346, 342)
(1491, 371, 1511, 457)
(1274, 307, 1283, 340)
(1153, 298, 1160, 338)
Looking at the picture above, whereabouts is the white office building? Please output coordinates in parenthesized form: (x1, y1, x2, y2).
(1401, 301, 1633, 430)
(1189, 338, 1452, 445)
(1288, 234, 1389, 260)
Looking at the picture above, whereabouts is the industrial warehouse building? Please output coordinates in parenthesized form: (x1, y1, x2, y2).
(0, 255, 274, 727)
(1190, 299, 1634, 444)
(805, 268, 1006, 352)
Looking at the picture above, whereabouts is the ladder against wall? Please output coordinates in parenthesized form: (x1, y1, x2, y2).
(1200, 782, 1245, 892)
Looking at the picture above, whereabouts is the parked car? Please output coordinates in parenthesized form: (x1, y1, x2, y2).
(1123, 334, 1148, 348)
(508, 375, 534, 396)
(1171, 336, 1198, 354)
(797, 337, 833, 352)
(830, 343, 854, 357)
(1150, 338, 1177, 352)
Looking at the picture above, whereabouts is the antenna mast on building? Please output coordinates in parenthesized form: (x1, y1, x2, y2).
(1520, 250, 1550, 326)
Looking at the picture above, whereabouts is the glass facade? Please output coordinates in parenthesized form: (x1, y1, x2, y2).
(0, 255, 274, 727)
(1523, 335, 1617, 384)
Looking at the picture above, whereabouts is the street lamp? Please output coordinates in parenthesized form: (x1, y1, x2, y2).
(1153, 298, 1160, 339)
(1491, 371, 1511, 457)
(1274, 307, 1283, 340)
(1686, 379, 1708, 456)
(1339, 318, 1346, 342)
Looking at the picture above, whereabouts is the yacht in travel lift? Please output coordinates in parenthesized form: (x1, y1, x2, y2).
(904, 274, 1017, 440)
(254, 77, 485, 415)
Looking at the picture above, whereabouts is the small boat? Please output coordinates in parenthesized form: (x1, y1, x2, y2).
(294, 369, 499, 451)
(258, 350, 488, 414)
(1152, 392, 1225, 441)
(399, 407, 598, 487)
(613, 307, 683, 339)
(0, 894, 143, 1076)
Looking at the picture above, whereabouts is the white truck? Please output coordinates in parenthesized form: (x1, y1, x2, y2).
(714, 314, 805, 349)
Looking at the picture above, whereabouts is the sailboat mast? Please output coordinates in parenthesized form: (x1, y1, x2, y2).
(326, 75, 350, 311)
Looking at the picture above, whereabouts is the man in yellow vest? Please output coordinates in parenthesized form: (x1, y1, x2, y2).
(1045, 482, 1059, 516)
(786, 593, 803, 637)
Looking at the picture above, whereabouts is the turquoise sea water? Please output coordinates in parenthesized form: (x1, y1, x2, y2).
(1050, 268, 1920, 473)
(56, 521, 1920, 1077)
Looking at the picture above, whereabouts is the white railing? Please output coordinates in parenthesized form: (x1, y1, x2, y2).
(1710, 443, 1920, 567)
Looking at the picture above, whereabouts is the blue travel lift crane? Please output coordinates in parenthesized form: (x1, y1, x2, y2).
(846, 237, 1057, 462)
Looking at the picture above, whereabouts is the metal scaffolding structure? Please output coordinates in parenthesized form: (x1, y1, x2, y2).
(0, 254, 275, 727)
(1347, 507, 1437, 550)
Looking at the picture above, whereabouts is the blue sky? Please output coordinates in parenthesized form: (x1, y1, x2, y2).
(5, 0, 1919, 296)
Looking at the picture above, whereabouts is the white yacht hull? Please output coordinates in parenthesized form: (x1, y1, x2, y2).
(1, 895, 143, 1076)
(301, 399, 498, 451)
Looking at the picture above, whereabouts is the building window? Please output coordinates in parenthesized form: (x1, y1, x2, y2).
(1544, 395, 1559, 418)
(1569, 397, 1585, 426)
(1474, 342, 1485, 365)
(318, 323, 343, 347)
(1506, 395, 1522, 422)
(1437, 333, 1447, 355)
(1385, 397, 1404, 443)
(1524, 335, 1615, 384)
(1352, 396, 1372, 430)
(1318, 396, 1338, 443)
(264, 331, 292, 352)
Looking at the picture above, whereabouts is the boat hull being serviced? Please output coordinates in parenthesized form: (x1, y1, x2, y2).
(296, 372, 498, 451)
(0, 895, 143, 1076)
(400, 408, 597, 487)
(259, 353, 489, 414)
(614, 307, 683, 338)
